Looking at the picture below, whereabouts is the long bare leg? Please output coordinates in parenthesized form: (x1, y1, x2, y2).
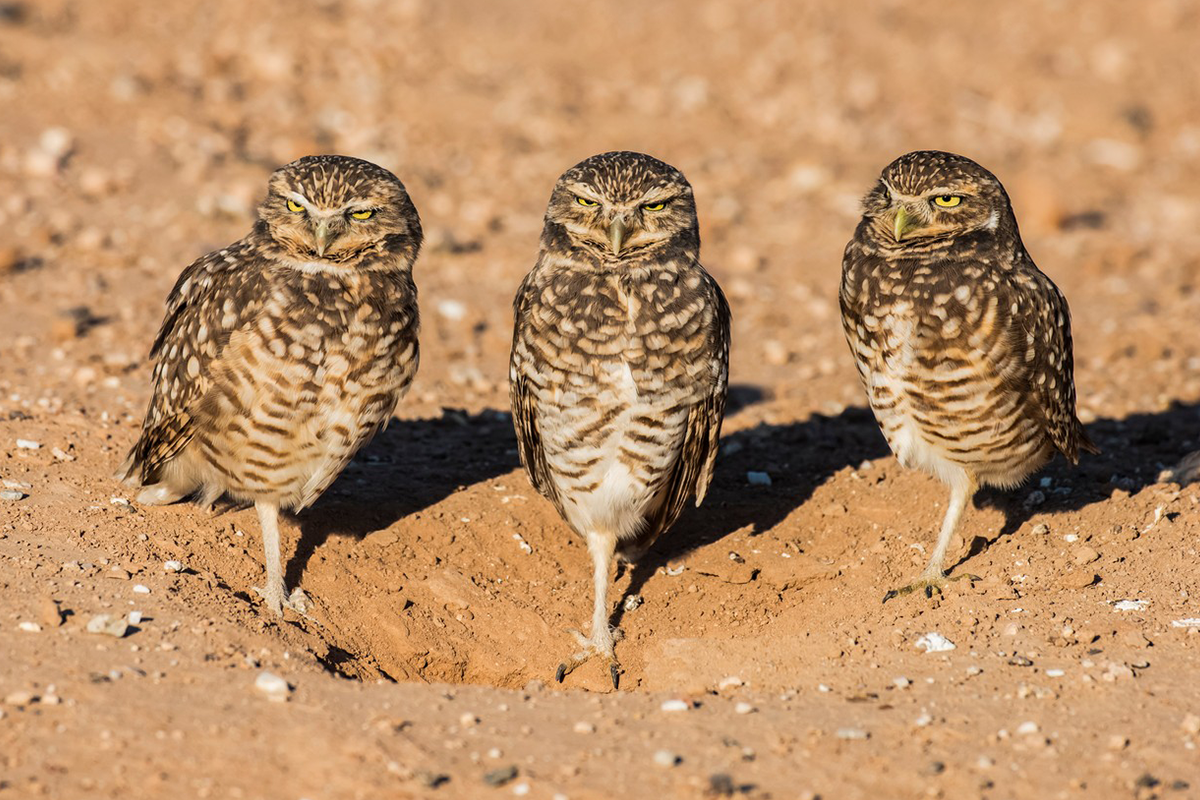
(555, 532, 621, 689)
(884, 473, 979, 602)
(252, 500, 309, 617)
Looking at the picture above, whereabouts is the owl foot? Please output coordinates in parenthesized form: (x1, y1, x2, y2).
(882, 572, 980, 604)
(555, 628, 623, 689)
(253, 583, 313, 619)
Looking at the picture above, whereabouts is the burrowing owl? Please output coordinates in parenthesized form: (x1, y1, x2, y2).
(510, 151, 730, 687)
(118, 155, 422, 616)
(840, 150, 1096, 601)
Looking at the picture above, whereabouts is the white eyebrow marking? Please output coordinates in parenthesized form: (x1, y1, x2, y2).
(286, 191, 314, 210)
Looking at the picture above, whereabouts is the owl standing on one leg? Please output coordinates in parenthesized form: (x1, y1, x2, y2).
(839, 150, 1097, 602)
(118, 155, 422, 616)
(510, 151, 730, 687)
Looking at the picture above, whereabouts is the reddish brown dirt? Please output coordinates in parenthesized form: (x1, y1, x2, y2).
(3, 1, 1200, 798)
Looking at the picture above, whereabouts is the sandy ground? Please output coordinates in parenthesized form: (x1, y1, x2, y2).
(3, 1, 1200, 797)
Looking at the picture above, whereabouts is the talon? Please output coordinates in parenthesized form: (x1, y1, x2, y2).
(609, 663, 620, 690)
(882, 589, 898, 604)
(924, 584, 933, 599)
(555, 663, 568, 683)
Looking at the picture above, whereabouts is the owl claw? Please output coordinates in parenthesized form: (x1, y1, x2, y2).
(253, 584, 314, 620)
(554, 630, 621, 689)
(882, 573, 980, 604)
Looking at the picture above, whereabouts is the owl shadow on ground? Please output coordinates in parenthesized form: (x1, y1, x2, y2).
(955, 400, 1200, 569)
(286, 408, 520, 588)
(612, 404, 892, 629)
(286, 385, 773, 587)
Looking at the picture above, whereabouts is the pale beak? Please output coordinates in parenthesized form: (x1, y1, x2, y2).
(313, 220, 331, 257)
(893, 206, 913, 242)
(608, 216, 627, 256)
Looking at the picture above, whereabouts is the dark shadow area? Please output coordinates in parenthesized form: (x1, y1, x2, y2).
(725, 383, 770, 416)
(613, 405, 893, 628)
(286, 408, 520, 587)
(951, 400, 1200, 570)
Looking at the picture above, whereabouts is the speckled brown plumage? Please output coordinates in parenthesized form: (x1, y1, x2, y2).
(119, 155, 422, 616)
(840, 150, 1096, 600)
(510, 151, 730, 686)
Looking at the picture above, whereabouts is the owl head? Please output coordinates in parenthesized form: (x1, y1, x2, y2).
(542, 151, 698, 264)
(258, 155, 422, 268)
(860, 151, 1017, 248)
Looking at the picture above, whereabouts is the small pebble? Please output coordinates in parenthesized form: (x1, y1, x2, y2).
(915, 632, 956, 653)
(163, 560, 183, 573)
(1016, 721, 1039, 735)
(483, 766, 518, 787)
(623, 594, 643, 612)
(1107, 735, 1129, 750)
(836, 728, 869, 740)
(15, 439, 41, 450)
(1112, 599, 1148, 611)
(1045, 669, 1065, 678)
(85, 614, 129, 638)
(254, 671, 291, 702)
(437, 299, 467, 321)
(127, 611, 142, 625)
(1031, 523, 1050, 535)
(133, 584, 151, 594)
(1, 490, 27, 501)
(717, 676, 744, 690)
(653, 750, 680, 767)
(459, 712, 480, 727)
(573, 721, 595, 734)
(4, 691, 36, 707)
(660, 699, 691, 712)
(17, 621, 40, 632)
(734, 702, 756, 715)
(746, 471, 772, 486)
(511, 783, 530, 797)
(892, 676, 911, 689)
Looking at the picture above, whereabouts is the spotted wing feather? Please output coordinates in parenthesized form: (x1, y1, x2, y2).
(120, 241, 268, 485)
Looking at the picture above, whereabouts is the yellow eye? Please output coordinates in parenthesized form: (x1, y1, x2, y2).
(576, 197, 598, 207)
(933, 195, 961, 208)
(642, 202, 666, 211)
(350, 209, 375, 220)
(286, 199, 305, 213)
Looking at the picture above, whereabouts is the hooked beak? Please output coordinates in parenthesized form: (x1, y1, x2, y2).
(313, 220, 331, 257)
(608, 216, 627, 256)
(314, 219, 338, 256)
(893, 206, 914, 242)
